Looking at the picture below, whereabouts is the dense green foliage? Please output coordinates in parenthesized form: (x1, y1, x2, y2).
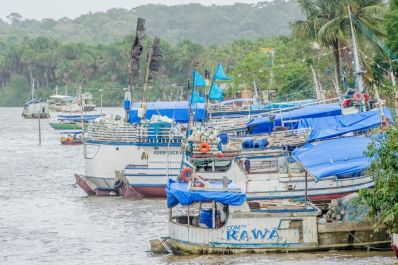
(358, 0, 398, 234)
(386, 0, 398, 54)
(359, 123, 398, 233)
(1, 1, 304, 45)
(1, 35, 337, 106)
(0, 0, 395, 107)
(291, 0, 386, 88)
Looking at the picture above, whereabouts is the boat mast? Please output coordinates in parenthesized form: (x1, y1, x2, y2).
(348, 6, 365, 94)
(127, 18, 146, 122)
(310, 65, 324, 101)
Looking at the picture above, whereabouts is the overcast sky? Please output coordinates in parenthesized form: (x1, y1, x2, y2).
(0, 0, 262, 20)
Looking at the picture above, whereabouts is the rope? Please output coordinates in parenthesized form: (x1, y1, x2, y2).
(340, 224, 392, 251)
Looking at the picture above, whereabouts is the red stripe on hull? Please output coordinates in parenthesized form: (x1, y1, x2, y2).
(308, 192, 353, 202)
(124, 186, 166, 198)
(119, 183, 145, 198)
(74, 174, 95, 195)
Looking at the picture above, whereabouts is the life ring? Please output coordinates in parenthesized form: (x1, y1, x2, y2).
(353, 92, 364, 101)
(114, 179, 124, 189)
(199, 142, 210, 154)
(363, 93, 369, 102)
(179, 168, 193, 183)
(342, 98, 352, 108)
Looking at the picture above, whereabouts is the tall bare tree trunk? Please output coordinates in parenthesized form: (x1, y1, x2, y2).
(332, 40, 341, 97)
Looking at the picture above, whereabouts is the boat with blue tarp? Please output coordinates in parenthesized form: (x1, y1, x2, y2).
(150, 178, 389, 255)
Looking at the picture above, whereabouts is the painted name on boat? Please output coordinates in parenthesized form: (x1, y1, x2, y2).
(226, 225, 279, 241)
(153, 150, 182, 155)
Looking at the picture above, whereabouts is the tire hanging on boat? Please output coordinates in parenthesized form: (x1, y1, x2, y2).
(114, 179, 124, 189)
(179, 168, 193, 183)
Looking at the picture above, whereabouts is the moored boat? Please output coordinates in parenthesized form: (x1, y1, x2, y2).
(22, 98, 50, 119)
(150, 180, 389, 255)
(60, 131, 83, 145)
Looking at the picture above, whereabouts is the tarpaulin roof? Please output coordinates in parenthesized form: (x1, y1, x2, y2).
(298, 108, 392, 141)
(247, 103, 342, 134)
(24, 98, 42, 105)
(166, 179, 247, 208)
(129, 101, 206, 123)
(58, 114, 102, 122)
(292, 136, 373, 180)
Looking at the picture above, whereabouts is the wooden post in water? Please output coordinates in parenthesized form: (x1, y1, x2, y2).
(38, 111, 41, 146)
(32, 77, 42, 146)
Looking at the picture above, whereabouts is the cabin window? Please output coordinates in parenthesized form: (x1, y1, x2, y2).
(195, 160, 232, 173)
(278, 219, 303, 242)
(124, 164, 148, 169)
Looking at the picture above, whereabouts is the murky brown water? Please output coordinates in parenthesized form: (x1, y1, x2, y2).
(0, 107, 395, 265)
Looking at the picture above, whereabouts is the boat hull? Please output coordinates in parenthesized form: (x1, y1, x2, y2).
(74, 174, 95, 195)
(22, 113, 50, 119)
(162, 236, 390, 255)
(120, 184, 166, 198)
(50, 122, 85, 130)
(392, 233, 398, 259)
(160, 215, 390, 255)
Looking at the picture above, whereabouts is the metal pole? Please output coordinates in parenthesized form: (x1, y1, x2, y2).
(373, 83, 385, 117)
(304, 171, 308, 205)
(38, 107, 41, 146)
(100, 90, 103, 115)
(80, 86, 84, 133)
(168, 208, 172, 222)
(212, 201, 216, 229)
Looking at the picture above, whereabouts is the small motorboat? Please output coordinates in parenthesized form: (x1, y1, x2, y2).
(60, 131, 83, 145)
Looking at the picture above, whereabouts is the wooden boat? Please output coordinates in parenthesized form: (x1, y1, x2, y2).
(22, 98, 50, 119)
(150, 181, 389, 255)
(50, 122, 85, 130)
(60, 132, 83, 145)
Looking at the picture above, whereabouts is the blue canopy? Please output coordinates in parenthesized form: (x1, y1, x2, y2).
(248, 103, 342, 134)
(129, 101, 206, 123)
(58, 114, 101, 122)
(292, 136, 373, 180)
(298, 108, 392, 141)
(166, 179, 247, 208)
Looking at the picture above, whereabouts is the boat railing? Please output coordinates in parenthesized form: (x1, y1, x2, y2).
(85, 122, 184, 143)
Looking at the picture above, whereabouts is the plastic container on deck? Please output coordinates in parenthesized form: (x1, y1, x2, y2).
(199, 208, 213, 228)
(242, 138, 254, 149)
(253, 138, 269, 149)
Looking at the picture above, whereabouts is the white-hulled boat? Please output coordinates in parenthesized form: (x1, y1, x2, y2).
(150, 180, 389, 255)
(22, 98, 50, 118)
(75, 119, 184, 196)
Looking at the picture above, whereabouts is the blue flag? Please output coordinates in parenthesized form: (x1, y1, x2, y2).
(209, 83, 224, 101)
(190, 90, 205, 104)
(193, 69, 206, 87)
(213, 64, 232, 81)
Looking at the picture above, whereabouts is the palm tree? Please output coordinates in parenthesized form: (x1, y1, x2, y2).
(291, 0, 385, 90)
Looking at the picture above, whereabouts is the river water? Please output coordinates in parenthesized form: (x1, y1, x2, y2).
(0, 107, 395, 265)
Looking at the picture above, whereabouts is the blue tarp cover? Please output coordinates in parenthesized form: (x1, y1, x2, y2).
(292, 136, 373, 180)
(298, 108, 392, 141)
(166, 179, 247, 208)
(248, 103, 342, 134)
(129, 101, 206, 123)
(58, 114, 101, 122)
